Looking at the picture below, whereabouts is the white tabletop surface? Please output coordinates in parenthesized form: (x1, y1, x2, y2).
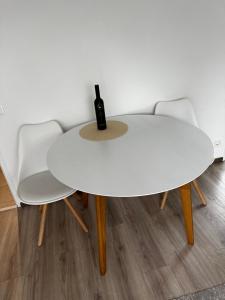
(47, 115, 214, 197)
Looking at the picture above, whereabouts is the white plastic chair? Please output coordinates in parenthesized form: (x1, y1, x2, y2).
(17, 120, 88, 246)
(155, 98, 207, 209)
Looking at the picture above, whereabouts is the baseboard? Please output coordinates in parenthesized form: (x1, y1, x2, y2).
(0, 205, 17, 212)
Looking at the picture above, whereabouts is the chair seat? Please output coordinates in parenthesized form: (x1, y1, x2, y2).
(18, 170, 75, 205)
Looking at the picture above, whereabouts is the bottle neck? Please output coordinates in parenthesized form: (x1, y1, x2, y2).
(95, 84, 101, 99)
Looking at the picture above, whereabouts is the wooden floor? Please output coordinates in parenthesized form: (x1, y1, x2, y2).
(1, 162, 225, 300)
(0, 168, 16, 212)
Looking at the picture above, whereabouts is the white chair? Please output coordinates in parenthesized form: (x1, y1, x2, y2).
(155, 98, 207, 209)
(17, 120, 88, 247)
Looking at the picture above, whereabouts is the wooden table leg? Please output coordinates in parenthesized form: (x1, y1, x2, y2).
(95, 195, 106, 275)
(82, 192, 89, 208)
(191, 180, 207, 206)
(179, 183, 194, 245)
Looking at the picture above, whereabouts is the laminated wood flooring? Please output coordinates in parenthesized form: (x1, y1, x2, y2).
(1, 162, 225, 299)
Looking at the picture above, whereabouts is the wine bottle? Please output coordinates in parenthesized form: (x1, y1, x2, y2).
(94, 84, 107, 130)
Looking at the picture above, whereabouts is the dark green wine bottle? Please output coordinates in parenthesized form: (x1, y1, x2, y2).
(94, 85, 107, 130)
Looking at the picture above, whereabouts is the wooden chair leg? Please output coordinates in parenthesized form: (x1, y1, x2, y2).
(73, 192, 82, 202)
(96, 195, 106, 275)
(191, 180, 207, 206)
(38, 204, 48, 247)
(64, 198, 88, 233)
(39, 205, 43, 213)
(82, 192, 89, 208)
(160, 191, 169, 209)
(179, 184, 194, 245)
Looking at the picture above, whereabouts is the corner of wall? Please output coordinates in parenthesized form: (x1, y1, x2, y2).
(0, 150, 20, 206)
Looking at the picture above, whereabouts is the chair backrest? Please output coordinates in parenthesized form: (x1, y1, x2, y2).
(154, 98, 199, 127)
(18, 120, 63, 183)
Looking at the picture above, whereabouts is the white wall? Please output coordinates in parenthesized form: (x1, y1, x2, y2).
(0, 0, 225, 205)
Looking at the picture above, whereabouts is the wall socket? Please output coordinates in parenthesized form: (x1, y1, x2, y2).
(214, 140, 222, 147)
(0, 104, 6, 115)
(213, 139, 224, 159)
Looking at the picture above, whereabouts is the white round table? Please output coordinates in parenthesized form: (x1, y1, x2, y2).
(47, 115, 214, 275)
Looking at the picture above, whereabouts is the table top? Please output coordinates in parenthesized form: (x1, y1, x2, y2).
(47, 115, 214, 197)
